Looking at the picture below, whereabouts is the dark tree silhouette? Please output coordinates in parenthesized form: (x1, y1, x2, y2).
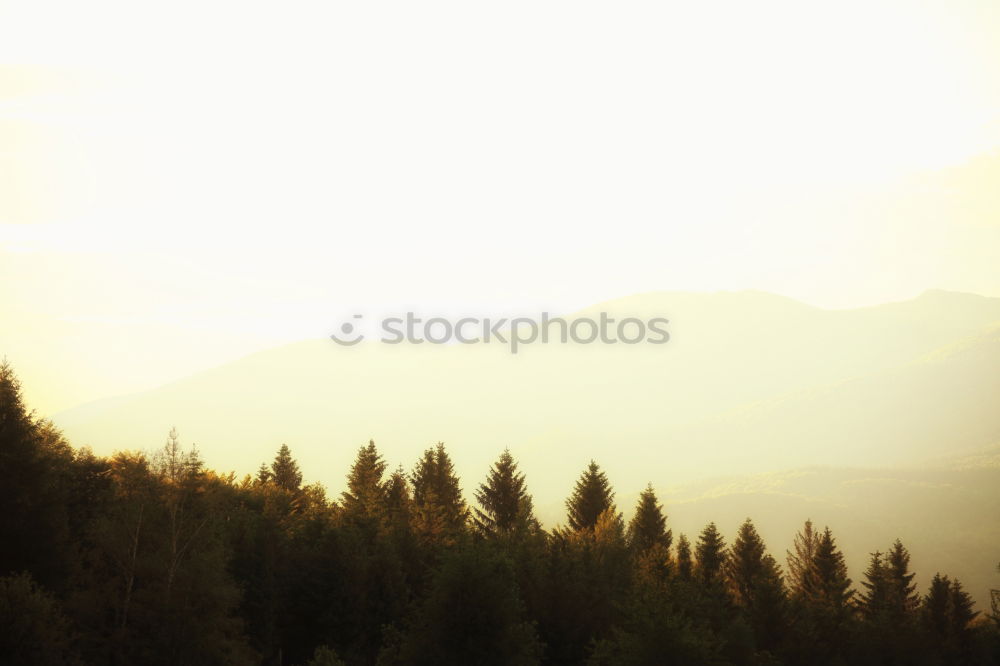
(411, 443, 468, 543)
(626, 483, 671, 554)
(384, 465, 413, 527)
(812, 527, 853, 610)
(885, 539, 920, 617)
(726, 518, 787, 652)
(341, 439, 388, 527)
(786, 519, 819, 601)
(860, 550, 890, 619)
(565, 460, 615, 532)
(270, 443, 302, 491)
(473, 449, 537, 538)
(676, 533, 693, 580)
(694, 522, 726, 586)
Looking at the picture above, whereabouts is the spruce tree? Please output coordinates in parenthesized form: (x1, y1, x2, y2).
(384, 465, 413, 526)
(922, 573, 952, 640)
(380, 465, 419, 611)
(786, 519, 818, 600)
(921, 574, 979, 660)
(783, 526, 854, 663)
(270, 443, 302, 491)
(626, 484, 672, 554)
(676, 534, 693, 580)
(885, 539, 919, 617)
(949, 578, 978, 637)
(811, 527, 853, 611)
(473, 449, 537, 537)
(859, 550, 890, 620)
(857, 539, 920, 662)
(726, 519, 787, 652)
(859, 546, 924, 662)
(565, 460, 615, 532)
(411, 443, 468, 541)
(695, 522, 726, 585)
(341, 440, 388, 526)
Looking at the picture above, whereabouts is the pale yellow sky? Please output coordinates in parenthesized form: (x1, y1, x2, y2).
(2, 0, 1000, 412)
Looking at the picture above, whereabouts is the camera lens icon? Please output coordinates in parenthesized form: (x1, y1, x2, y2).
(330, 314, 364, 346)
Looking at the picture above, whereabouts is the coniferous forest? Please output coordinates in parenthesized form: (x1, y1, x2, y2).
(2, 360, 999, 666)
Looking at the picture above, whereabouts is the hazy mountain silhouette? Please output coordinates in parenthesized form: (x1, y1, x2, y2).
(53, 288, 1000, 477)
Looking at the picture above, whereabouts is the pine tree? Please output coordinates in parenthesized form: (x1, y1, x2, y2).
(676, 533, 693, 580)
(811, 527, 853, 611)
(341, 440, 388, 526)
(473, 449, 537, 538)
(859, 550, 890, 620)
(382, 465, 418, 571)
(565, 460, 615, 532)
(626, 484, 672, 554)
(858, 545, 925, 663)
(411, 443, 468, 542)
(885, 539, 919, 617)
(270, 443, 302, 491)
(695, 522, 726, 585)
(949, 578, 978, 637)
(856, 540, 921, 663)
(726, 519, 780, 603)
(783, 526, 855, 663)
(384, 465, 413, 527)
(922, 573, 952, 639)
(255, 462, 272, 485)
(786, 519, 818, 600)
(725, 519, 787, 652)
(693, 523, 739, 657)
(921, 574, 980, 661)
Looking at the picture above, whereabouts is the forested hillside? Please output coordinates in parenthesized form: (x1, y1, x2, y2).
(2, 361, 999, 665)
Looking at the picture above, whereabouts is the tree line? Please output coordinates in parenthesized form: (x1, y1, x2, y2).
(1, 360, 998, 665)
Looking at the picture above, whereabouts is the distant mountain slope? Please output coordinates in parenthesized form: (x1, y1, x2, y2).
(52, 290, 1000, 493)
(48, 289, 1000, 607)
(656, 324, 1000, 478)
(637, 451, 1000, 610)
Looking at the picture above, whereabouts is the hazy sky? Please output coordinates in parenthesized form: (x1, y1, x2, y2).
(2, 0, 1000, 411)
